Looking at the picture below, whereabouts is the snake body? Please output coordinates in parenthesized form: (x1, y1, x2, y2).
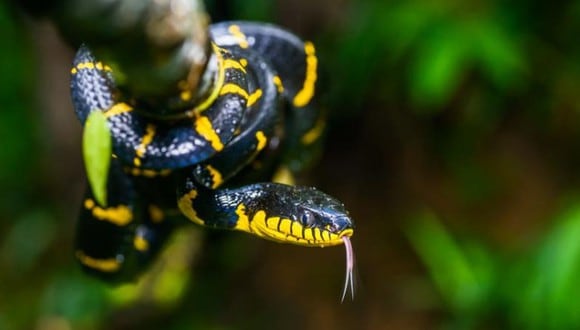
(71, 22, 355, 288)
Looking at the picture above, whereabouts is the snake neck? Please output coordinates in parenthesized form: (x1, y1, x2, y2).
(180, 182, 289, 242)
(178, 181, 268, 230)
(177, 182, 352, 247)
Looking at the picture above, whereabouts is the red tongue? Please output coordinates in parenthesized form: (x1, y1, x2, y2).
(341, 236, 355, 302)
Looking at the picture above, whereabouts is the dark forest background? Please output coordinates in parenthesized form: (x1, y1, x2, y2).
(1, 0, 579, 329)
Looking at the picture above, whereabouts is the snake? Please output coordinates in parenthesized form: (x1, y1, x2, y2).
(70, 21, 355, 300)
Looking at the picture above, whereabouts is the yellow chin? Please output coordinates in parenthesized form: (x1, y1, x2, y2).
(232, 204, 353, 247)
(244, 210, 349, 247)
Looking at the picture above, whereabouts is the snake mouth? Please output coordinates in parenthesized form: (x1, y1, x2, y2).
(245, 213, 356, 300)
(248, 215, 352, 247)
(339, 228, 354, 238)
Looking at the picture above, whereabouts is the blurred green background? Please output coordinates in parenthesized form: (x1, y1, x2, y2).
(1, 0, 579, 329)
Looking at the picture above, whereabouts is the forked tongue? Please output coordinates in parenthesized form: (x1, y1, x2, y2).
(340, 236, 355, 302)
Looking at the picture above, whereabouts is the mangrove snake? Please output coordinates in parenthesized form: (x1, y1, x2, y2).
(71, 22, 355, 300)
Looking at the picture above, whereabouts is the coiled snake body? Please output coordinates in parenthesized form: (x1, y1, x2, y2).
(71, 22, 355, 298)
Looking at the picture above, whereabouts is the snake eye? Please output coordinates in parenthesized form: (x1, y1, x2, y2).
(301, 210, 316, 227)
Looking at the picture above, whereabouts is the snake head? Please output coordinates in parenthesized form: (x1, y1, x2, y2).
(267, 184, 356, 301)
(293, 187, 354, 246)
(216, 182, 356, 300)
(240, 183, 354, 247)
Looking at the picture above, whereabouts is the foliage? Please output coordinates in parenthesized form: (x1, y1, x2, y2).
(0, 0, 38, 216)
(406, 212, 493, 327)
(0, 0, 579, 329)
(407, 202, 580, 329)
(82, 110, 111, 207)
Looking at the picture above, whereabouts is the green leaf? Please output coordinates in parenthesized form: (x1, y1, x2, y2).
(377, 2, 438, 61)
(469, 20, 526, 90)
(82, 111, 111, 207)
(409, 23, 469, 110)
(524, 202, 580, 328)
(406, 211, 483, 314)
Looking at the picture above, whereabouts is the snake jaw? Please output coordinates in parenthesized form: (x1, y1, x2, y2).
(341, 235, 355, 302)
(249, 217, 347, 246)
(238, 207, 352, 247)
(249, 216, 356, 300)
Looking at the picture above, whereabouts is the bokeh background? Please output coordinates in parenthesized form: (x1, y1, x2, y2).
(1, 0, 579, 329)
